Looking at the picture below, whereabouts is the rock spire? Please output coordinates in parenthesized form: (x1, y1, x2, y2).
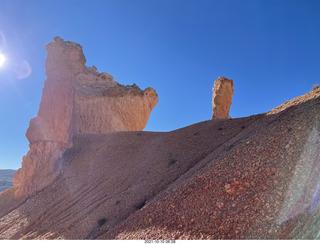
(212, 77, 234, 119)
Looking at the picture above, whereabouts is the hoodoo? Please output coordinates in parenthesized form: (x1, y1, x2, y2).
(212, 77, 234, 119)
(13, 37, 158, 197)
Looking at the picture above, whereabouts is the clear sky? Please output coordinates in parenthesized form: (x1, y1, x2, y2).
(0, 0, 319, 170)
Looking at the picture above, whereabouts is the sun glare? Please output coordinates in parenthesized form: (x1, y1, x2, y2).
(0, 53, 5, 67)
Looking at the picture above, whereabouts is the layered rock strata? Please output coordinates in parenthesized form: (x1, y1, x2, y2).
(13, 37, 158, 197)
(212, 77, 234, 119)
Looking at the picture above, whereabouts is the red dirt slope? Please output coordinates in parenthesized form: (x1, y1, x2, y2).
(100, 88, 320, 240)
(0, 109, 260, 239)
(1, 88, 320, 240)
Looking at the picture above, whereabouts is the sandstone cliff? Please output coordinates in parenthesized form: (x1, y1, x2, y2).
(13, 37, 158, 197)
(212, 77, 234, 119)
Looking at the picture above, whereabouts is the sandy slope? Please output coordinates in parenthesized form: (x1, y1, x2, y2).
(102, 88, 320, 240)
(0, 88, 320, 239)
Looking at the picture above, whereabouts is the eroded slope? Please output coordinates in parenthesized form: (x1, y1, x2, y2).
(0, 113, 259, 239)
(1, 89, 319, 240)
(100, 88, 320, 240)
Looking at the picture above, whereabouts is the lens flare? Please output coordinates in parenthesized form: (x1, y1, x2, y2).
(0, 53, 5, 66)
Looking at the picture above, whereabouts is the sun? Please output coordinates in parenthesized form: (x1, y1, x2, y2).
(0, 53, 6, 67)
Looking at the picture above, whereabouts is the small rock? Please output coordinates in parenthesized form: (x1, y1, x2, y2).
(225, 184, 236, 195)
(216, 201, 224, 209)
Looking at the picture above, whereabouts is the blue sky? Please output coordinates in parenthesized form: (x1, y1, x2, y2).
(0, 0, 319, 169)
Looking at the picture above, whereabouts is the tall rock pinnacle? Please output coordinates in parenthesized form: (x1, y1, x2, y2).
(13, 37, 158, 197)
(212, 77, 234, 119)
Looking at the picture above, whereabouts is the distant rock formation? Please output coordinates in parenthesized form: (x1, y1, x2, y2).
(13, 37, 158, 197)
(0, 170, 16, 192)
(212, 77, 234, 119)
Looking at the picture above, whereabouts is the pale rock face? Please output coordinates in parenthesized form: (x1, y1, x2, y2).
(212, 77, 234, 119)
(13, 37, 158, 197)
(73, 71, 158, 134)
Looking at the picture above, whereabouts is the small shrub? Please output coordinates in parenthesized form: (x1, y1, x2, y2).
(312, 83, 320, 90)
(97, 218, 107, 227)
(168, 157, 177, 167)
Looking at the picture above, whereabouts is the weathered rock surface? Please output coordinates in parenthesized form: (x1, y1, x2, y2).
(13, 37, 158, 197)
(212, 77, 234, 119)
